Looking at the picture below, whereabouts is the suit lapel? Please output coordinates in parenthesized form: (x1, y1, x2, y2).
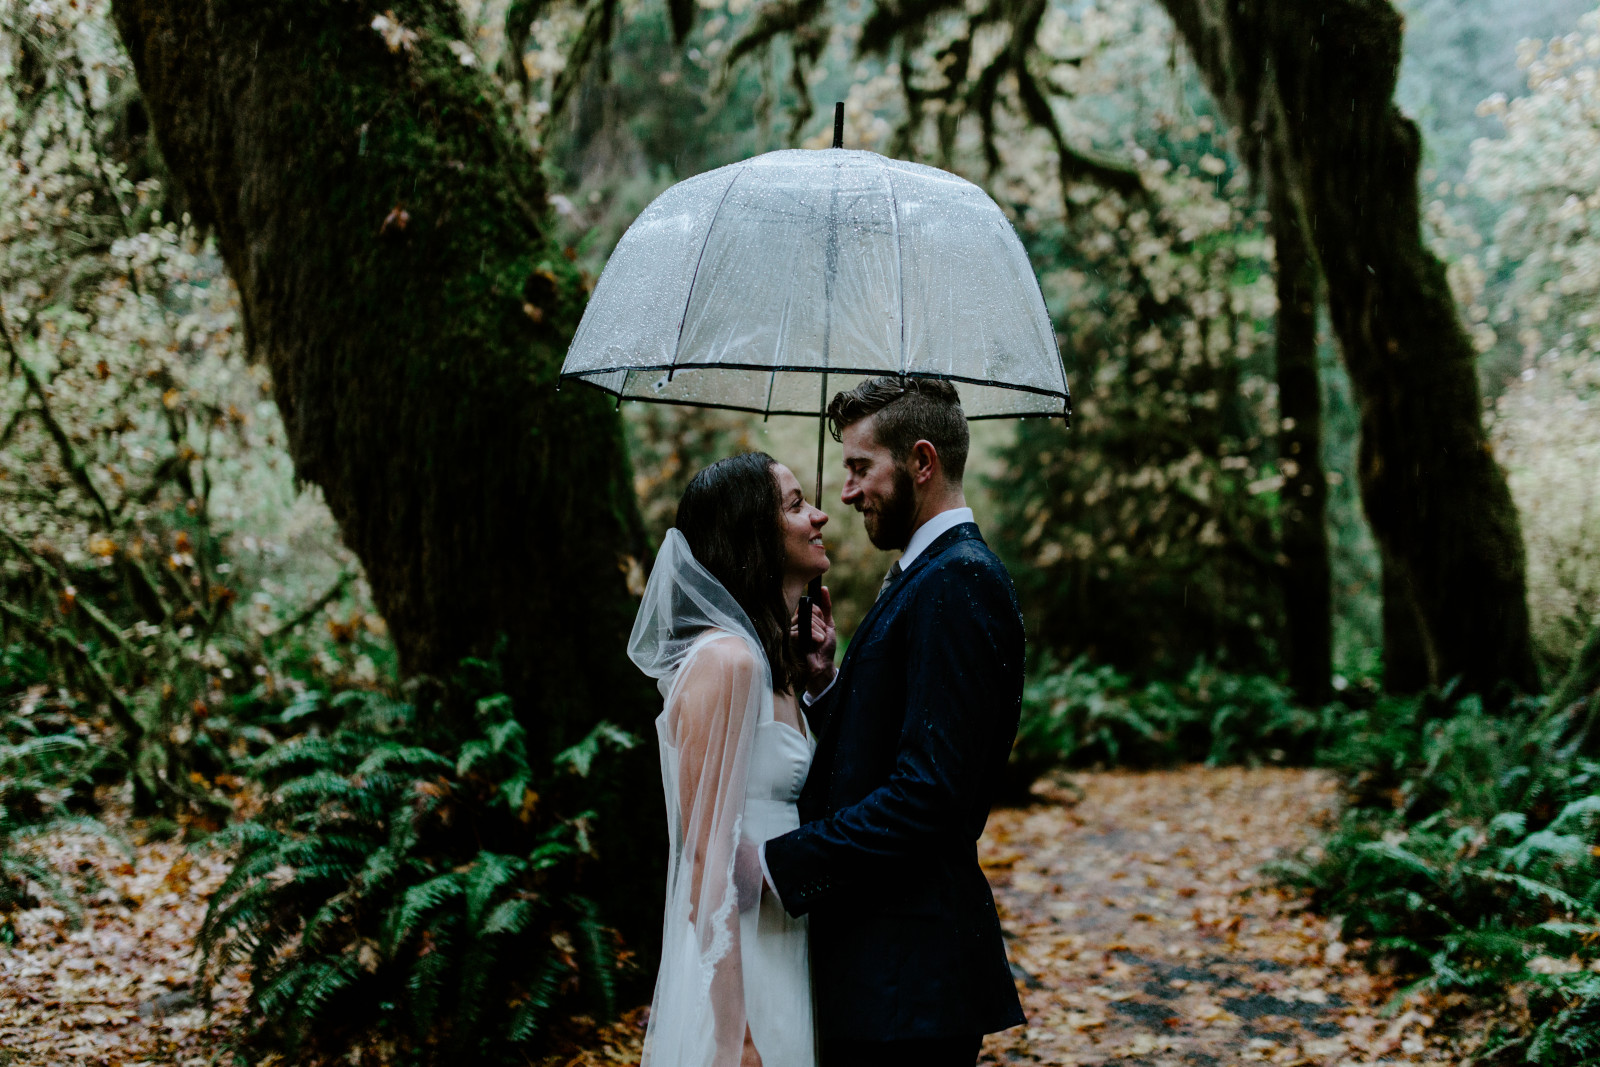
(847, 523, 982, 647)
(813, 523, 983, 758)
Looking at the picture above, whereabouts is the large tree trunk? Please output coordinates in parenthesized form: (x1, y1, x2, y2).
(111, 0, 663, 942)
(1161, 0, 1540, 696)
(1268, 146, 1332, 705)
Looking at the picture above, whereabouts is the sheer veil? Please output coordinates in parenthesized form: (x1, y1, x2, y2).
(629, 528, 773, 1067)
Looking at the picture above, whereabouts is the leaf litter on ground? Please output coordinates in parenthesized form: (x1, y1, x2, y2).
(1, 768, 1482, 1066)
(0, 791, 248, 1066)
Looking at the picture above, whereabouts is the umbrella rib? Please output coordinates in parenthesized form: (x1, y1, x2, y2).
(880, 164, 908, 377)
(575, 361, 1068, 399)
(564, 389, 1065, 419)
(668, 166, 745, 378)
(764, 256, 800, 420)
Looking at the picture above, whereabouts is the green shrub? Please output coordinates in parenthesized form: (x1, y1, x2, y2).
(988, 179, 1287, 682)
(0, 702, 120, 940)
(198, 667, 634, 1065)
(1276, 691, 1600, 1064)
(1007, 656, 1334, 795)
(1, 0, 395, 820)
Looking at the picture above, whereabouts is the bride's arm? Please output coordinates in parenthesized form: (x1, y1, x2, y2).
(672, 636, 758, 921)
(669, 635, 763, 1067)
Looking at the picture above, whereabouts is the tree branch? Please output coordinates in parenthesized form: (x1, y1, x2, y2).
(261, 566, 361, 643)
(0, 598, 141, 741)
(0, 524, 137, 658)
(0, 300, 116, 528)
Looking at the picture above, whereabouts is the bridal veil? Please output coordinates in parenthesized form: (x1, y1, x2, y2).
(629, 528, 771, 1067)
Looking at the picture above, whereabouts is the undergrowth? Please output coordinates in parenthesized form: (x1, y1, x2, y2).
(1014, 651, 1600, 1061)
(0, 687, 121, 940)
(1276, 688, 1600, 1064)
(1008, 655, 1335, 792)
(198, 659, 635, 1066)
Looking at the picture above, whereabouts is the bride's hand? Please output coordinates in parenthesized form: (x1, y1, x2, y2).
(790, 585, 837, 692)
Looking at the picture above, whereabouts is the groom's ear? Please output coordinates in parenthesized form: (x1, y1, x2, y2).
(907, 439, 941, 486)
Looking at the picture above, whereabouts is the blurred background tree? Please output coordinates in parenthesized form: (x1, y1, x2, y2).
(1425, 16, 1600, 682)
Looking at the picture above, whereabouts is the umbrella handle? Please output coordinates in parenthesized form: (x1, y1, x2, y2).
(797, 576, 822, 653)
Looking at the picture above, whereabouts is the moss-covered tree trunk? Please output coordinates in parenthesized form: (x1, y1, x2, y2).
(111, 0, 664, 944)
(1161, 0, 1540, 696)
(1268, 146, 1332, 705)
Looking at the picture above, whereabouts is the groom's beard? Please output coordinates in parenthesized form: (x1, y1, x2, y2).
(863, 465, 916, 550)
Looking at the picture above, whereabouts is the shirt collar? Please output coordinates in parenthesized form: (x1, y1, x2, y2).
(897, 506, 975, 572)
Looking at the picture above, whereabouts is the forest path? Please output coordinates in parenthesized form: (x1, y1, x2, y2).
(0, 769, 1459, 1066)
(978, 767, 1449, 1067)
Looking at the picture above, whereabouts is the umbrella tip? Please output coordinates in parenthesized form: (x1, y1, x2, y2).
(832, 102, 844, 149)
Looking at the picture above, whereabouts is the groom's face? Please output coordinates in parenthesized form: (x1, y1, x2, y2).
(840, 419, 916, 551)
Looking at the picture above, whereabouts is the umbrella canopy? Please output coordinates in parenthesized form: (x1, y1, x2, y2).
(560, 147, 1070, 421)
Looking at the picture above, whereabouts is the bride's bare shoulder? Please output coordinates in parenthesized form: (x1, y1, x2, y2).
(681, 630, 757, 677)
(667, 634, 760, 729)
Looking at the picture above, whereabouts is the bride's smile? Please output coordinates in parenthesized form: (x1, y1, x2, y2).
(772, 463, 830, 600)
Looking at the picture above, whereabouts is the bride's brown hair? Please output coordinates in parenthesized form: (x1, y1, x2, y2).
(674, 452, 803, 695)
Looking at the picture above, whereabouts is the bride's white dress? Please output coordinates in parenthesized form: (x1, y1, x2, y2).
(628, 529, 817, 1067)
(736, 691, 815, 1067)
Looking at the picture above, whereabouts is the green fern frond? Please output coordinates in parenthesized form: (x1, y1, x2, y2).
(463, 852, 525, 927)
(356, 745, 453, 779)
(0, 852, 81, 922)
(504, 950, 563, 1044)
(480, 897, 535, 937)
(388, 874, 465, 948)
(1353, 840, 1442, 882)
(254, 736, 343, 778)
(0, 732, 87, 766)
(1470, 868, 1598, 919)
(571, 895, 616, 1019)
(555, 721, 637, 778)
(456, 739, 493, 777)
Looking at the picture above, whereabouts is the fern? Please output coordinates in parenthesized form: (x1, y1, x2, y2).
(1009, 655, 1335, 790)
(1278, 689, 1600, 1064)
(0, 710, 119, 938)
(199, 681, 633, 1065)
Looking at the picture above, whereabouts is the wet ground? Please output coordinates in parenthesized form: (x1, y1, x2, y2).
(978, 767, 1453, 1066)
(0, 768, 1462, 1066)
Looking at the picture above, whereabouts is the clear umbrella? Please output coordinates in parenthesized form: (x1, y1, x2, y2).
(561, 106, 1070, 638)
(562, 130, 1069, 423)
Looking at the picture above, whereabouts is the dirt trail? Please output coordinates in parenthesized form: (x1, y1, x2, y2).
(0, 823, 244, 1066)
(0, 769, 1459, 1066)
(979, 767, 1450, 1066)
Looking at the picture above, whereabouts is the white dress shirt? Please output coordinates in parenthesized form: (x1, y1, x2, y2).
(801, 506, 973, 708)
(761, 506, 977, 906)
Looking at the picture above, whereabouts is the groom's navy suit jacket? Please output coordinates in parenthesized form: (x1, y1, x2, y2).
(764, 522, 1026, 1042)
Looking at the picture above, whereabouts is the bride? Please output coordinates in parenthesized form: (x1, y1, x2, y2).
(628, 452, 834, 1067)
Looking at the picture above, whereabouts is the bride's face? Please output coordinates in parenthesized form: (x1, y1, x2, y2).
(771, 463, 830, 583)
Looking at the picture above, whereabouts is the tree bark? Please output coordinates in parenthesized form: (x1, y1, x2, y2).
(1267, 146, 1332, 705)
(1160, 0, 1540, 696)
(111, 0, 663, 942)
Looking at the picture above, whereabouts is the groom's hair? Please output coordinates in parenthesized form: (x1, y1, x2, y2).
(827, 376, 969, 481)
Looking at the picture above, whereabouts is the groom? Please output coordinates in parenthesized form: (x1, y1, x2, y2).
(757, 377, 1026, 1067)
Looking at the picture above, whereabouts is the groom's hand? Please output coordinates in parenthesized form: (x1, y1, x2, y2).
(790, 585, 837, 696)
